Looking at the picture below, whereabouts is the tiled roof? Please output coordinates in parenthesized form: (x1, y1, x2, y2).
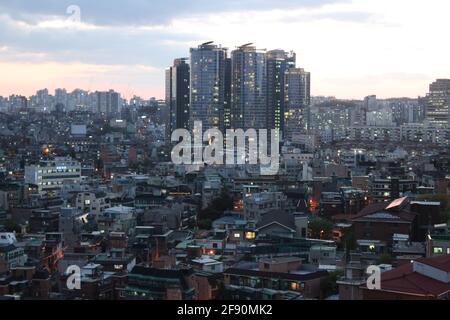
(416, 254, 450, 272)
(256, 210, 296, 231)
(351, 199, 416, 223)
(375, 255, 450, 297)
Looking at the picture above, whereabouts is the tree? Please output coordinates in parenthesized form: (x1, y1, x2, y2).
(309, 218, 334, 240)
(3, 220, 21, 233)
(321, 270, 344, 298)
(210, 188, 234, 212)
(416, 194, 450, 222)
(378, 253, 393, 265)
(340, 227, 356, 260)
(197, 187, 234, 230)
(215, 282, 232, 300)
(197, 218, 213, 230)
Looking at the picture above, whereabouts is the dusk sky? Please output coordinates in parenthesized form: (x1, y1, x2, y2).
(0, 0, 449, 100)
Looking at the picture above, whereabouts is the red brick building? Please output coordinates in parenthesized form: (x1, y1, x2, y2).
(351, 197, 417, 247)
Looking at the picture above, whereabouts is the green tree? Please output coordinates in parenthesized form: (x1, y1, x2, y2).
(309, 218, 334, 240)
(215, 282, 232, 300)
(340, 227, 356, 260)
(197, 188, 234, 230)
(321, 270, 344, 298)
(378, 253, 393, 265)
(3, 220, 21, 233)
(197, 218, 213, 230)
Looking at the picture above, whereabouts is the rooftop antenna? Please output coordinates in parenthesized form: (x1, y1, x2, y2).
(201, 41, 214, 46)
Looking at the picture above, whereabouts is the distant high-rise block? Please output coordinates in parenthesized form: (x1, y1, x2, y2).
(266, 49, 296, 134)
(364, 95, 378, 112)
(189, 42, 228, 132)
(284, 68, 311, 138)
(224, 57, 232, 130)
(165, 58, 190, 144)
(426, 79, 450, 127)
(231, 44, 267, 130)
(96, 90, 120, 116)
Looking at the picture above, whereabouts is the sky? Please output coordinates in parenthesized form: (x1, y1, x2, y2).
(0, 0, 449, 100)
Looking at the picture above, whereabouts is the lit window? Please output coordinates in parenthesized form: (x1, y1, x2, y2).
(245, 232, 256, 240)
(433, 247, 443, 254)
(291, 282, 298, 291)
(234, 233, 241, 238)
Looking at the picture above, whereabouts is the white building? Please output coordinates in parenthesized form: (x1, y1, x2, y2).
(347, 123, 449, 145)
(0, 233, 17, 245)
(366, 107, 394, 126)
(76, 191, 111, 216)
(0, 233, 27, 269)
(202, 174, 222, 209)
(25, 157, 81, 194)
(401, 123, 448, 145)
(70, 124, 87, 137)
(191, 256, 224, 273)
(244, 191, 287, 223)
(348, 126, 401, 142)
(97, 206, 136, 235)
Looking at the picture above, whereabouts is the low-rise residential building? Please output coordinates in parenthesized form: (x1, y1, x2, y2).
(75, 191, 111, 215)
(191, 256, 224, 273)
(118, 266, 195, 300)
(0, 233, 27, 271)
(244, 192, 287, 224)
(223, 267, 328, 299)
(426, 222, 450, 257)
(351, 197, 418, 248)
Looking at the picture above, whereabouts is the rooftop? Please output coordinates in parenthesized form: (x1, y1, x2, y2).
(260, 257, 302, 264)
(375, 255, 450, 297)
(224, 268, 328, 281)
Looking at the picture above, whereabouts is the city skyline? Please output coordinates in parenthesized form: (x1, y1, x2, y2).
(2, 0, 450, 306)
(1, 0, 449, 100)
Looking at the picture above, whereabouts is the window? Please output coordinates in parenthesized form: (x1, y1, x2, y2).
(245, 232, 255, 240)
(234, 233, 241, 238)
(433, 247, 443, 254)
(290, 282, 298, 291)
